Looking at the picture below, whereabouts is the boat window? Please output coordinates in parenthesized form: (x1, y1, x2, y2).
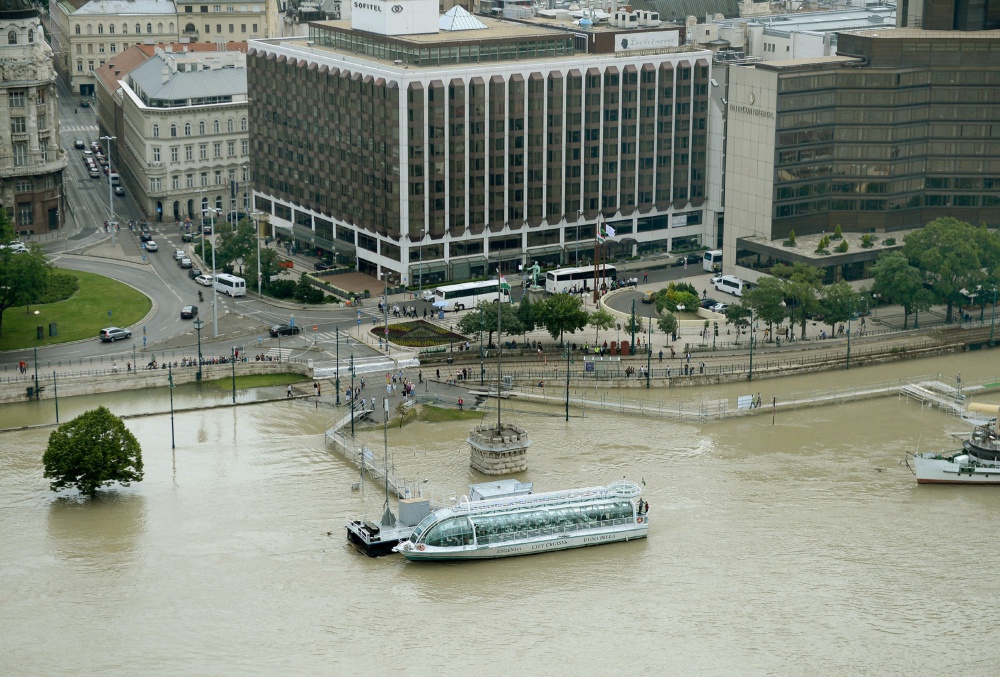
(468, 500, 637, 544)
(423, 516, 474, 547)
(410, 512, 438, 542)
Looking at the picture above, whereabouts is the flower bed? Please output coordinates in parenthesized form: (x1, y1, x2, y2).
(370, 320, 467, 347)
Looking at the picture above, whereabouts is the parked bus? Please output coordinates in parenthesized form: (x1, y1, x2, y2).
(431, 279, 511, 311)
(214, 273, 247, 297)
(703, 250, 722, 272)
(545, 265, 618, 294)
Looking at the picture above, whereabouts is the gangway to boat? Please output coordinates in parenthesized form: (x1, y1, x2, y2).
(899, 381, 967, 417)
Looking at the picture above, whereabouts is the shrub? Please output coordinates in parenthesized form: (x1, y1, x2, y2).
(266, 279, 297, 299)
(835, 240, 849, 253)
(881, 237, 895, 246)
(861, 234, 876, 248)
(815, 235, 831, 254)
(832, 224, 843, 240)
(783, 229, 796, 247)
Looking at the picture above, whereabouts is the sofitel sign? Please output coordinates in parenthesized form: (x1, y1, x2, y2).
(351, 0, 439, 36)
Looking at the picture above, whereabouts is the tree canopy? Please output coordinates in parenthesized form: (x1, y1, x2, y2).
(870, 251, 931, 329)
(588, 308, 616, 342)
(457, 301, 524, 346)
(820, 280, 864, 332)
(536, 293, 590, 343)
(0, 208, 52, 336)
(43, 407, 144, 496)
(772, 262, 823, 339)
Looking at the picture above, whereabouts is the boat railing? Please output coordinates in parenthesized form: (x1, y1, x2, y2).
(454, 483, 639, 514)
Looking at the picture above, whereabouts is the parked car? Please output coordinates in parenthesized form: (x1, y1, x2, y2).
(314, 261, 332, 271)
(174, 249, 186, 260)
(140, 233, 153, 242)
(179, 258, 193, 269)
(203, 226, 213, 235)
(180, 305, 198, 319)
(195, 274, 214, 287)
(114, 186, 125, 196)
(711, 303, 729, 314)
(181, 233, 194, 242)
(188, 267, 202, 279)
(74, 139, 86, 149)
(99, 327, 131, 342)
(269, 324, 300, 337)
(145, 241, 158, 252)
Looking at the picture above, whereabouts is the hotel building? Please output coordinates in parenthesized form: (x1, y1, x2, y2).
(247, 2, 718, 284)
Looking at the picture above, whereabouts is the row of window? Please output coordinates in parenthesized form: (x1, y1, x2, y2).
(74, 22, 171, 36)
(7, 27, 37, 45)
(152, 118, 247, 138)
(151, 141, 248, 162)
(182, 22, 258, 34)
(183, 5, 259, 12)
(10, 143, 49, 166)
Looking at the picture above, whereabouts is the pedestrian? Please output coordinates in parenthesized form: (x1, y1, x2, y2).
(458, 397, 464, 411)
(112, 361, 118, 374)
(386, 383, 392, 396)
(370, 396, 375, 411)
(658, 350, 663, 362)
(418, 371, 423, 383)
(683, 258, 688, 270)
(686, 351, 691, 364)
(643, 271, 648, 282)
(287, 385, 292, 398)
(127, 362, 131, 373)
(317, 383, 321, 396)
(313, 382, 318, 397)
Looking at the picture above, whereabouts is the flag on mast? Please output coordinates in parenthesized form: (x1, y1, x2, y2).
(499, 275, 511, 293)
(597, 217, 615, 243)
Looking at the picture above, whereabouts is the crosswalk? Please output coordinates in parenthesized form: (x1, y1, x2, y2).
(311, 331, 354, 344)
(264, 348, 293, 359)
(62, 124, 99, 134)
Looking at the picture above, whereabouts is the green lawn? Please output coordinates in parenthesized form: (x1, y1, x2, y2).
(199, 373, 309, 391)
(0, 269, 151, 351)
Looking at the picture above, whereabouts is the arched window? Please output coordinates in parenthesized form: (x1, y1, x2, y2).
(215, 196, 223, 210)
(168, 22, 174, 32)
(7, 30, 16, 45)
(122, 23, 128, 33)
(86, 24, 93, 35)
(199, 121, 205, 135)
(157, 23, 163, 33)
(213, 120, 220, 134)
(146, 23, 152, 33)
(170, 124, 177, 137)
(27, 27, 34, 43)
(75, 25, 80, 35)
(98, 24, 104, 34)
(135, 23, 141, 34)
(227, 119, 234, 133)
(152, 123, 159, 138)
(240, 117, 247, 131)
(109, 25, 114, 34)
(184, 123, 191, 136)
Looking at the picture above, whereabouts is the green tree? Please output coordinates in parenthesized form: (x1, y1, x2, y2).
(457, 301, 524, 347)
(821, 281, 863, 333)
(772, 263, 824, 339)
(516, 294, 537, 336)
(870, 251, 929, 329)
(656, 311, 678, 340)
(213, 219, 257, 271)
(589, 308, 615, 343)
(247, 247, 280, 293)
(0, 209, 52, 336)
(903, 217, 988, 323)
(832, 224, 843, 240)
(293, 272, 324, 303)
(723, 304, 752, 344)
(537, 293, 589, 343)
(43, 406, 144, 496)
(624, 313, 644, 335)
(785, 229, 796, 247)
(742, 276, 788, 338)
(655, 282, 700, 313)
(835, 240, 849, 253)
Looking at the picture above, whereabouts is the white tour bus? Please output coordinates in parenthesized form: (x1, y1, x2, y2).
(431, 279, 511, 311)
(545, 264, 618, 294)
(703, 250, 722, 272)
(714, 275, 754, 297)
(214, 273, 247, 297)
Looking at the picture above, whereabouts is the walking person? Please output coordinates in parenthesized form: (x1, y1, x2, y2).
(313, 382, 319, 397)
(286, 385, 293, 398)
(458, 397, 464, 411)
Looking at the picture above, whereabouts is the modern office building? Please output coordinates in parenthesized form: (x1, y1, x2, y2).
(898, 0, 1000, 31)
(0, 0, 68, 235)
(722, 28, 1000, 282)
(94, 42, 251, 222)
(248, 1, 717, 284)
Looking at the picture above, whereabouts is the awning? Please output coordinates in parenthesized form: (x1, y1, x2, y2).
(414, 260, 449, 272)
(527, 245, 564, 256)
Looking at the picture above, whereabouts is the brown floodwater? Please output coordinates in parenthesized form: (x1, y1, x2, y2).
(1, 352, 999, 676)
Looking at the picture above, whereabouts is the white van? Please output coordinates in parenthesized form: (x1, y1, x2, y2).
(714, 275, 754, 297)
(109, 172, 120, 186)
(214, 273, 246, 297)
(703, 250, 722, 272)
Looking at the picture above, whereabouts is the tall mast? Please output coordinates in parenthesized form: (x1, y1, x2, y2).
(497, 254, 503, 430)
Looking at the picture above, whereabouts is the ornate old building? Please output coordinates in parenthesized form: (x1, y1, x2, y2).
(1, 0, 67, 234)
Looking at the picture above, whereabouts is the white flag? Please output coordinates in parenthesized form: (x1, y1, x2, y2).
(605, 224, 616, 238)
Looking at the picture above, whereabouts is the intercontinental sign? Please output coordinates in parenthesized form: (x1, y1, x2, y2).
(728, 103, 774, 119)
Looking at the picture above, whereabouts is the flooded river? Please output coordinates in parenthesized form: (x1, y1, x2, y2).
(2, 352, 999, 675)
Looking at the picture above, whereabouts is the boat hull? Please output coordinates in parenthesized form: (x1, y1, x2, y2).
(396, 523, 648, 561)
(913, 454, 1000, 485)
(346, 520, 413, 557)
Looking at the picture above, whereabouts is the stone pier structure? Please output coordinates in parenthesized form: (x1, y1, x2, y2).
(468, 422, 530, 475)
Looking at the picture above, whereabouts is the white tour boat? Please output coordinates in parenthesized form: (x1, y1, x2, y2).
(910, 406, 1000, 485)
(393, 479, 648, 561)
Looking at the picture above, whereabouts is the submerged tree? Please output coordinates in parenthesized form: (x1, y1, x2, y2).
(43, 407, 144, 497)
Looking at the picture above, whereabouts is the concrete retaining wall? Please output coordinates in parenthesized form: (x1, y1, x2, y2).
(0, 361, 313, 404)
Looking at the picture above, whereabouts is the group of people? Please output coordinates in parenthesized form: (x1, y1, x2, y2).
(376, 300, 418, 319)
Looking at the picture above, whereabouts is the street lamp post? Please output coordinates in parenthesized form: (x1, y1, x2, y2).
(193, 318, 204, 381)
(335, 323, 341, 406)
(100, 135, 117, 246)
(417, 229, 424, 300)
(349, 354, 356, 438)
(846, 298, 853, 370)
(203, 207, 222, 338)
(251, 210, 265, 296)
(991, 286, 998, 347)
(646, 313, 652, 389)
(381, 271, 389, 356)
(168, 364, 176, 449)
(748, 308, 755, 382)
(231, 347, 237, 404)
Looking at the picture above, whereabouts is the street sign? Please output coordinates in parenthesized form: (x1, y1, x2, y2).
(143, 336, 147, 348)
(313, 325, 318, 331)
(357, 319, 361, 326)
